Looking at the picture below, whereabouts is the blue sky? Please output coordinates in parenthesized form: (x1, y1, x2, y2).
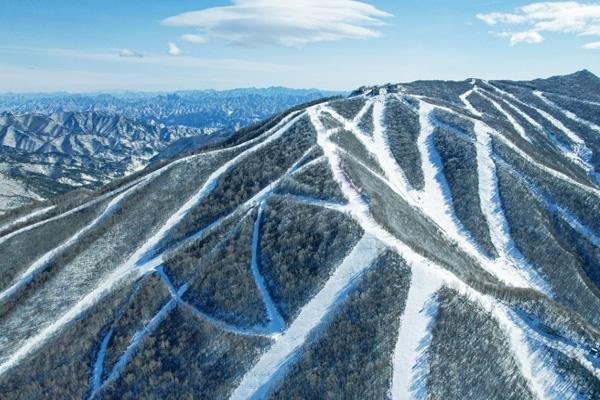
(0, 0, 598, 92)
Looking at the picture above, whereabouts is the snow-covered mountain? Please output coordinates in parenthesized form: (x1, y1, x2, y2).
(0, 111, 214, 214)
(0, 71, 599, 399)
(0, 88, 340, 129)
(0, 88, 338, 215)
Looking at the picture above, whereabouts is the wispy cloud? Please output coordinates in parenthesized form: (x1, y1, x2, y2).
(118, 48, 143, 58)
(181, 34, 208, 44)
(0, 46, 297, 73)
(582, 40, 600, 48)
(161, 0, 392, 48)
(477, 1, 600, 46)
(167, 42, 182, 56)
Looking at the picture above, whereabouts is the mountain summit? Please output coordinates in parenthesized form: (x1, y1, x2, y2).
(0, 73, 599, 399)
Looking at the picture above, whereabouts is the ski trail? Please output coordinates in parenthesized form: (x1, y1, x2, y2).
(322, 105, 381, 157)
(546, 93, 600, 107)
(312, 105, 575, 399)
(536, 92, 600, 133)
(250, 201, 285, 333)
(505, 309, 600, 382)
(484, 83, 595, 179)
(370, 97, 417, 195)
(91, 328, 113, 392)
(530, 96, 594, 175)
(493, 132, 600, 196)
(459, 82, 482, 117)
(283, 194, 349, 212)
(502, 163, 600, 247)
(475, 89, 531, 142)
(0, 205, 55, 233)
(229, 234, 384, 400)
(0, 173, 154, 304)
(455, 288, 582, 400)
(352, 97, 375, 125)
(531, 92, 591, 154)
(100, 299, 177, 389)
(478, 85, 544, 131)
(0, 112, 304, 379)
(0, 179, 140, 247)
(0, 110, 300, 248)
(391, 265, 441, 400)
(473, 120, 550, 293)
(417, 100, 534, 289)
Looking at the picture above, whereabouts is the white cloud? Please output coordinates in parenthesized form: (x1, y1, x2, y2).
(118, 48, 143, 58)
(477, 1, 600, 46)
(510, 30, 545, 45)
(168, 42, 182, 56)
(583, 40, 600, 48)
(181, 34, 208, 44)
(161, 0, 392, 47)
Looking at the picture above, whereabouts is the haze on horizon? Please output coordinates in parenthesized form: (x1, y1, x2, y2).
(0, 0, 599, 93)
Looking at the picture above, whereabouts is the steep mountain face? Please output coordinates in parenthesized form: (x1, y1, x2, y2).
(0, 73, 599, 399)
(0, 88, 340, 129)
(0, 111, 212, 214)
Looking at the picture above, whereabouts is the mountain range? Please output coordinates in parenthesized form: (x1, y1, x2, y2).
(0, 71, 599, 399)
(0, 88, 336, 214)
(0, 88, 340, 129)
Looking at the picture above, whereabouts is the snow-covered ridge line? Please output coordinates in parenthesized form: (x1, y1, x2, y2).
(229, 234, 384, 400)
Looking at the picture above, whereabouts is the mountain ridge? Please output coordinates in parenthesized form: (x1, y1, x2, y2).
(0, 71, 599, 399)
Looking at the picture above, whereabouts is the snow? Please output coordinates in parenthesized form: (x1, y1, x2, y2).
(475, 89, 531, 142)
(494, 131, 600, 196)
(1, 89, 598, 397)
(458, 83, 482, 117)
(131, 112, 306, 267)
(417, 100, 538, 289)
(102, 299, 177, 387)
(536, 92, 600, 133)
(0, 205, 55, 233)
(250, 201, 285, 333)
(0, 181, 140, 304)
(91, 328, 113, 391)
(310, 102, 584, 399)
(0, 111, 304, 379)
(472, 118, 550, 293)
(485, 83, 596, 181)
(229, 234, 384, 400)
(391, 264, 441, 400)
(284, 194, 349, 213)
